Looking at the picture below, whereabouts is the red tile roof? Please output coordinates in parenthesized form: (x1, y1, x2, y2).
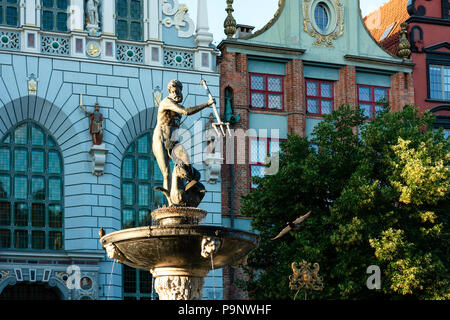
(364, 0, 410, 55)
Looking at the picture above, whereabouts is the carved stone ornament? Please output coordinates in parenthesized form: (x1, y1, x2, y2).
(154, 275, 204, 300)
(162, 0, 195, 38)
(200, 236, 222, 258)
(302, 0, 344, 48)
(89, 143, 108, 176)
(27, 73, 38, 95)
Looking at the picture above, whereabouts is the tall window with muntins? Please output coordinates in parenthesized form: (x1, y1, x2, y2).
(0, 0, 19, 27)
(116, 0, 143, 41)
(249, 73, 284, 110)
(358, 85, 389, 119)
(0, 121, 64, 251)
(429, 65, 450, 101)
(41, 0, 69, 32)
(306, 79, 334, 115)
(121, 131, 168, 300)
(314, 3, 329, 31)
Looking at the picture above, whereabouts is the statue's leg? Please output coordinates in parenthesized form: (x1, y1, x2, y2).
(152, 134, 171, 194)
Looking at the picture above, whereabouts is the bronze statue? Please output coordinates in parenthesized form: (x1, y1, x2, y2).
(80, 102, 104, 145)
(152, 80, 214, 207)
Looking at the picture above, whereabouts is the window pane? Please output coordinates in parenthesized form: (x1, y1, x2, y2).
(315, 4, 328, 31)
(268, 94, 283, 109)
(6, 6, 17, 26)
(14, 203, 28, 226)
(444, 66, 450, 100)
(57, 0, 67, 10)
(0, 175, 9, 198)
(138, 184, 149, 206)
(48, 150, 61, 174)
(2, 133, 10, 144)
(360, 104, 372, 118)
(269, 140, 280, 155)
(138, 158, 149, 180)
(139, 270, 152, 293)
(122, 156, 134, 179)
(130, 22, 142, 41)
(116, 0, 128, 18)
(14, 176, 27, 200)
(321, 100, 333, 114)
(0, 201, 10, 225)
(153, 160, 163, 181)
(32, 231, 45, 249)
(42, 11, 54, 31)
(374, 88, 387, 102)
(307, 98, 319, 113)
(123, 265, 137, 293)
(31, 176, 45, 200)
(0, 148, 10, 171)
(48, 136, 56, 147)
(359, 86, 372, 101)
(42, 0, 53, 8)
(138, 209, 150, 227)
(49, 231, 62, 250)
(306, 81, 318, 96)
(429, 66, 441, 99)
(32, 203, 45, 227)
(14, 124, 27, 145)
(137, 134, 149, 154)
(14, 230, 28, 248)
(122, 209, 135, 229)
(251, 92, 265, 108)
(251, 75, 264, 90)
(0, 229, 10, 248)
(56, 12, 67, 31)
(251, 165, 265, 188)
(375, 105, 384, 117)
(130, 0, 142, 19)
(14, 148, 27, 172)
(267, 77, 282, 92)
(31, 125, 45, 146)
(48, 177, 61, 201)
(31, 150, 45, 173)
(48, 204, 62, 228)
(116, 19, 128, 39)
(122, 183, 134, 206)
(321, 83, 333, 98)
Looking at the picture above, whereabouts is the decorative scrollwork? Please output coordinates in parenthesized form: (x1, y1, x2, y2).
(302, 0, 344, 48)
(289, 260, 324, 293)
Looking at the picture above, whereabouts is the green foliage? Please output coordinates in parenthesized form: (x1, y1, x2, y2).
(240, 105, 450, 300)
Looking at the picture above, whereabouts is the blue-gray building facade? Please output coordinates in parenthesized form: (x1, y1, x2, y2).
(0, 0, 222, 300)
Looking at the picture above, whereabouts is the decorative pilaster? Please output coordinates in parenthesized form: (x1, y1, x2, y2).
(25, 0, 36, 26)
(101, 0, 115, 35)
(224, 0, 236, 38)
(69, 0, 84, 32)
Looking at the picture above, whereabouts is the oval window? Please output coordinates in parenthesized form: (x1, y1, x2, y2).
(314, 3, 329, 32)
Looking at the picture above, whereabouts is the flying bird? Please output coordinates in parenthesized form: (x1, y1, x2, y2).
(271, 211, 312, 241)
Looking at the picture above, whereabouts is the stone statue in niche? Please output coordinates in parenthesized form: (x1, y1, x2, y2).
(86, 0, 101, 36)
(152, 79, 215, 207)
(86, 0, 100, 27)
(80, 101, 104, 146)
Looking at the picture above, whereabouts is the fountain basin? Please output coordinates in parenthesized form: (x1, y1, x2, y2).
(100, 225, 259, 271)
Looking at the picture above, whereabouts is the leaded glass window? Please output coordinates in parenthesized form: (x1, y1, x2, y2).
(249, 73, 284, 110)
(429, 65, 450, 101)
(314, 3, 329, 32)
(358, 85, 389, 119)
(121, 131, 169, 300)
(0, 121, 64, 250)
(0, 0, 19, 27)
(41, 0, 68, 32)
(116, 0, 143, 41)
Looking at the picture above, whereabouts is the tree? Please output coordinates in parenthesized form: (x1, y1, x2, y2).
(240, 105, 449, 300)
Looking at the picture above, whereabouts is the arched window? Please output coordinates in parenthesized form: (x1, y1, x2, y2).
(41, 0, 69, 32)
(121, 131, 168, 300)
(116, 0, 143, 41)
(0, 0, 19, 27)
(0, 121, 64, 250)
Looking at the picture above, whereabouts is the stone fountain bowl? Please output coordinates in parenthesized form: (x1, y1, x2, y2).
(99, 224, 259, 272)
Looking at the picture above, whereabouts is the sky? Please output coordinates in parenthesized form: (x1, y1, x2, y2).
(181, 0, 391, 44)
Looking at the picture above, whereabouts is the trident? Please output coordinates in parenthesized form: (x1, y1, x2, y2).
(201, 80, 232, 138)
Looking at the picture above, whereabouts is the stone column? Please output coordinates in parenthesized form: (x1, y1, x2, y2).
(151, 268, 208, 300)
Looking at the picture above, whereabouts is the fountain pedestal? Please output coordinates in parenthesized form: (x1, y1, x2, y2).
(100, 206, 259, 300)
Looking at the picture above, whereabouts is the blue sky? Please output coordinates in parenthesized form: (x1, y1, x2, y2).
(181, 0, 390, 44)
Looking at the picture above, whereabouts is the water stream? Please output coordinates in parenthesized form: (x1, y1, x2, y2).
(210, 253, 216, 300)
(107, 259, 116, 300)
